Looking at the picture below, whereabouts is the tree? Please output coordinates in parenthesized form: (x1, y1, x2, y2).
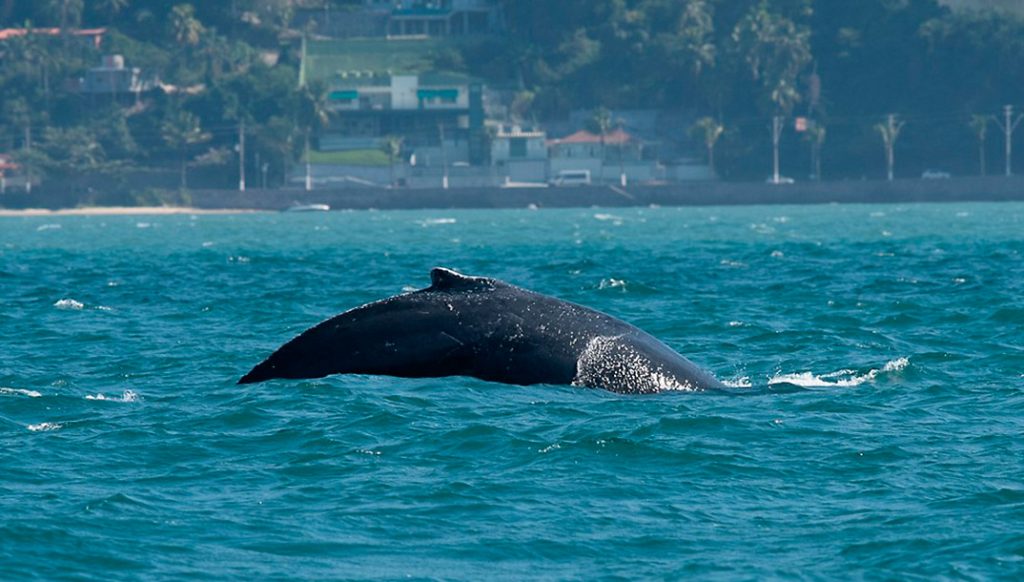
(690, 116, 725, 176)
(804, 123, 826, 180)
(170, 4, 204, 47)
(731, 1, 812, 115)
(876, 114, 904, 182)
(44, 0, 83, 30)
(969, 114, 989, 176)
(93, 0, 130, 21)
(161, 110, 211, 189)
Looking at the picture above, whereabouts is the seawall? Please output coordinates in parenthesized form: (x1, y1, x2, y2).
(186, 176, 1024, 211)
(3, 176, 1023, 211)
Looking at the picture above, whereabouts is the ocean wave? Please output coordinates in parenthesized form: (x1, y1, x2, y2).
(417, 217, 457, 226)
(723, 376, 753, 388)
(769, 357, 909, 388)
(0, 387, 42, 398)
(598, 278, 627, 290)
(54, 298, 85, 310)
(85, 390, 141, 403)
(593, 213, 625, 225)
(27, 422, 62, 432)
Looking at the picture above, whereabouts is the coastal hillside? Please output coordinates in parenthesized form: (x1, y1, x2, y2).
(0, 0, 1022, 200)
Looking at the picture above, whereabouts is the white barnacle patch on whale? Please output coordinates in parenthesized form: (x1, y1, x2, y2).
(573, 335, 698, 394)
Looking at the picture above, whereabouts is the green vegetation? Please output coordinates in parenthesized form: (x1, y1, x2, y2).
(308, 148, 388, 166)
(476, 0, 1024, 178)
(302, 38, 448, 83)
(0, 0, 1022, 191)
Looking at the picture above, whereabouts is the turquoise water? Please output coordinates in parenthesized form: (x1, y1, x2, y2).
(1, 203, 1023, 579)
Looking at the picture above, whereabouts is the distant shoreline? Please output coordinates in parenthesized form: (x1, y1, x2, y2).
(0, 206, 260, 217)
(3, 176, 1024, 213)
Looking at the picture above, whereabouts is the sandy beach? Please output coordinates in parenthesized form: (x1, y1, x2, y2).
(0, 206, 260, 217)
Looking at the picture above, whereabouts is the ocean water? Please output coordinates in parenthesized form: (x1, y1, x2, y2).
(1, 203, 1022, 580)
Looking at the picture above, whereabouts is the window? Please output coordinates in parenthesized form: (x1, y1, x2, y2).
(509, 138, 527, 158)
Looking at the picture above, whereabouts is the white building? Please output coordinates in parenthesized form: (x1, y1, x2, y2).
(490, 125, 547, 183)
(80, 55, 154, 99)
(547, 128, 659, 184)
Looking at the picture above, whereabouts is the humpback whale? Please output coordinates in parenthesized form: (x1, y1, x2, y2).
(239, 268, 724, 394)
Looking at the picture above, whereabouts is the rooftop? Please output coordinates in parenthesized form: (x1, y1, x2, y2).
(0, 27, 106, 47)
(549, 128, 635, 146)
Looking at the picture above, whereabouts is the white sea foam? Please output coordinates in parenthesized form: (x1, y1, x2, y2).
(723, 376, 753, 388)
(27, 422, 62, 432)
(85, 390, 141, 403)
(36, 223, 61, 231)
(593, 213, 624, 222)
(417, 218, 457, 226)
(598, 278, 627, 290)
(0, 387, 42, 398)
(54, 298, 85, 310)
(769, 357, 909, 388)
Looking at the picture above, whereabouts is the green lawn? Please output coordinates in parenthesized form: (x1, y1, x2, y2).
(308, 149, 390, 166)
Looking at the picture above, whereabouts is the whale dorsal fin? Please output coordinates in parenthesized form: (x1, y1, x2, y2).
(429, 267, 496, 291)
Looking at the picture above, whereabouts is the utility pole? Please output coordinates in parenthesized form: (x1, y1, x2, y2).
(994, 105, 1024, 177)
(305, 131, 312, 191)
(238, 118, 246, 192)
(770, 115, 783, 184)
(439, 122, 449, 189)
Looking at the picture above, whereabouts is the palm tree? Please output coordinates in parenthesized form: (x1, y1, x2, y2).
(804, 124, 826, 180)
(732, 1, 812, 116)
(161, 110, 211, 189)
(875, 115, 904, 182)
(969, 114, 989, 176)
(170, 4, 204, 47)
(690, 116, 724, 177)
(44, 0, 83, 30)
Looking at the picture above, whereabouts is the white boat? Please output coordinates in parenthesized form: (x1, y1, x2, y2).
(285, 203, 330, 212)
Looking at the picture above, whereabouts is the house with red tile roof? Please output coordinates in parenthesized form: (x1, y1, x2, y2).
(0, 28, 106, 49)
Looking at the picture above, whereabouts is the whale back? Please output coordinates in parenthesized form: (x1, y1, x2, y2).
(239, 268, 724, 393)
